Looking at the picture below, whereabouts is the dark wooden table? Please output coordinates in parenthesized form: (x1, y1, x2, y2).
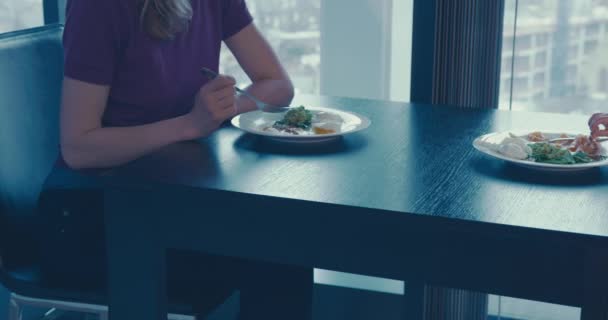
(46, 95, 608, 320)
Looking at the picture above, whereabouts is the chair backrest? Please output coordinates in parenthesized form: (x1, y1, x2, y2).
(0, 24, 64, 268)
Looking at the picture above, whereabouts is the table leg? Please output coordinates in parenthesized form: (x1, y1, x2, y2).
(581, 248, 608, 320)
(105, 189, 168, 320)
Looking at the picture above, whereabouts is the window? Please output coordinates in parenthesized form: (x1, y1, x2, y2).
(514, 55, 531, 74)
(502, 57, 513, 74)
(513, 76, 530, 96)
(584, 39, 599, 55)
(586, 22, 600, 36)
(535, 33, 550, 46)
(503, 36, 514, 51)
(220, 0, 322, 95)
(566, 64, 578, 81)
(503, 79, 513, 92)
(500, 0, 608, 115)
(600, 68, 608, 93)
(516, 34, 532, 51)
(0, 0, 44, 34)
(488, 296, 581, 320)
(567, 45, 579, 60)
(569, 27, 581, 41)
(534, 51, 547, 68)
(221, 0, 412, 102)
(533, 72, 545, 88)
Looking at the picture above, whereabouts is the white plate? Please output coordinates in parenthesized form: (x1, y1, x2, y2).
(473, 131, 608, 172)
(231, 106, 371, 143)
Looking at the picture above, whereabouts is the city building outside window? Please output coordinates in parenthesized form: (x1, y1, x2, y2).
(501, 0, 608, 114)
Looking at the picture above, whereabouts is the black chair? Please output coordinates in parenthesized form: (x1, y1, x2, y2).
(0, 24, 231, 320)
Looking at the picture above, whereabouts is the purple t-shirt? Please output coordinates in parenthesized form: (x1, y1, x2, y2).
(63, 0, 253, 127)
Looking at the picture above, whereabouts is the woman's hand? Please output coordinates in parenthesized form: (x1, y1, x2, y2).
(589, 113, 608, 139)
(183, 75, 238, 139)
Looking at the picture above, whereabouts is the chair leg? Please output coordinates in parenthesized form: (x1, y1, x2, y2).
(8, 297, 23, 320)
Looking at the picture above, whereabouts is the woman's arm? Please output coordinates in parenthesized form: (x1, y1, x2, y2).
(60, 76, 237, 169)
(225, 24, 295, 113)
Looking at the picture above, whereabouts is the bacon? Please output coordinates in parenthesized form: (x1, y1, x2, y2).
(570, 135, 601, 156)
(527, 131, 546, 142)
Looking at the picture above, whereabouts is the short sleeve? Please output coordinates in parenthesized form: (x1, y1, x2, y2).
(222, 0, 254, 40)
(63, 0, 125, 85)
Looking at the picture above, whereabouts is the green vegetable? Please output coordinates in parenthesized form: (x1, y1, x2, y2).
(529, 143, 575, 164)
(572, 151, 595, 163)
(274, 106, 313, 129)
(528, 142, 605, 164)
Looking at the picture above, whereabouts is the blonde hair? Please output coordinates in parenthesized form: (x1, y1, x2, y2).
(139, 0, 193, 40)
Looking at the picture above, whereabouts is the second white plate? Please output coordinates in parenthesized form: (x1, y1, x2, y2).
(473, 131, 608, 172)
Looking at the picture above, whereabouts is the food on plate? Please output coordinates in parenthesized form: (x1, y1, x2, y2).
(312, 111, 343, 134)
(273, 106, 313, 130)
(529, 142, 578, 164)
(569, 135, 602, 156)
(478, 133, 531, 160)
(478, 132, 606, 165)
(313, 127, 335, 134)
(263, 106, 344, 135)
(528, 141, 604, 164)
(498, 135, 532, 160)
(527, 131, 546, 142)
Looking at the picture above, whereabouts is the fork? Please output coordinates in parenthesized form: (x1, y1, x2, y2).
(200, 68, 286, 113)
(549, 136, 608, 143)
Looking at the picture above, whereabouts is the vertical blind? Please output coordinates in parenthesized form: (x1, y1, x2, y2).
(424, 286, 488, 320)
(412, 0, 505, 109)
(431, 0, 505, 108)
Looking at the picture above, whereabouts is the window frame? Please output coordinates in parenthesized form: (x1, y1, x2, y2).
(43, 0, 60, 25)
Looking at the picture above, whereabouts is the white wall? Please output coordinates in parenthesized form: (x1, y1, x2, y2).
(390, 0, 413, 102)
(320, 0, 393, 100)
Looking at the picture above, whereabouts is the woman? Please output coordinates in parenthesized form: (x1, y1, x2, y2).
(61, 0, 291, 168)
(51, 0, 312, 318)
